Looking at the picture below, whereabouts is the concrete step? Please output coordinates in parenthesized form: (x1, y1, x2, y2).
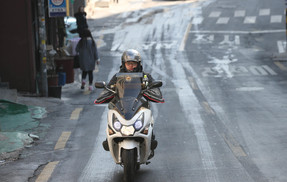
(273, 52, 287, 61)
(0, 88, 17, 103)
(0, 82, 9, 88)
(0, 76, 9, 89)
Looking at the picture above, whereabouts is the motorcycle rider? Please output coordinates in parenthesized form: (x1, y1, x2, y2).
(94, 49, 164, 158)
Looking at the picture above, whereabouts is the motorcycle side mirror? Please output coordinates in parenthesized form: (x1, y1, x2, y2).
(95, 81, 106, 88)
(149, 81, 162, 88)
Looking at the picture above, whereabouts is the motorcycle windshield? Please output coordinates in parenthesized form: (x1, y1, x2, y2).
(114, 73, 143, 120)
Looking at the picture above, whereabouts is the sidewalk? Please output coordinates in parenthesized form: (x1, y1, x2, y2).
(0, 97, 63, 163)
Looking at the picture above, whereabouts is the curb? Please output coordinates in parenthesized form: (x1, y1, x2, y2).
(273, 52, 287, 61)
(0, 132, 34, 162)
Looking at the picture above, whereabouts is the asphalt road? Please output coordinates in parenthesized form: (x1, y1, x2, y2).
(1, 0, 287, 181)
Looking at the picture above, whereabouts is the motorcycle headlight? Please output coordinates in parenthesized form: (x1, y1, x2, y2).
(113, 114, 122, 131)
(134, 113, 144, 131)
(114, 121, 122, 131)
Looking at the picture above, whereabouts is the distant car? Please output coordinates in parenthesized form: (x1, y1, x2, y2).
(64, 16, 79, 41)
(64, 16, 80, 55)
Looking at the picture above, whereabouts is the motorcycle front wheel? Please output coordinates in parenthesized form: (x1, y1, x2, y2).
(122, 149, 137, 182)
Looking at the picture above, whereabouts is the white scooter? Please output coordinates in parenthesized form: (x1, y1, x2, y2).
(95, 72, 163, 182)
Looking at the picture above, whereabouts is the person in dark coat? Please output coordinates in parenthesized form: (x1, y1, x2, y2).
(76, 29, 99, 91)
(74, 6, 89, 37)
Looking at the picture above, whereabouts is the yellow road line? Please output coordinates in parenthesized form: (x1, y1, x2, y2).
(54, 131, 71, 150)
(35, 161, 59, 182)
(70, 108, 83, 120)
(202, 101, 215, 115)
(83, 90, 91, 95)
(223, 134, 247, 157)
(274, 61, 287, 71)
(179, 22, 192, 51)
(188, 76, 199, 90)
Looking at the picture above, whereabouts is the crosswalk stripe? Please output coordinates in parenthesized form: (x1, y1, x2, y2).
(191, 9, 283, 25)
(259, 9, 270, 16)
(234, 10, 245, 17)
(244, 16, 256, 24)
(216, 17, 230, 24)
(209, 11, 221, 17)
(271, 15, 282, 23)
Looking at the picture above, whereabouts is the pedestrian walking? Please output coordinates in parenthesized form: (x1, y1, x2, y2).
(76, 29, 99, 91)
(74, 6, 89, 37)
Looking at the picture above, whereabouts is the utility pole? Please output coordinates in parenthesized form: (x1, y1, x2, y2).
(38, 0, 48, 96)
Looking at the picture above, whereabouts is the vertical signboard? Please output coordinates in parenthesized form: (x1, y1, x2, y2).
(48, 0, 67, 17)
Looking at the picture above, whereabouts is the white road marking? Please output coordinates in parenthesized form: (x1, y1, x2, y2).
(170, 55, 219, 181)
(249, 65, 277, 76)
(207, 52, 238, 78)
(261, 65, 277, 75)
(202, 65, 277, 77)
(192, 34, 214, 44)
(142, 41, 177, 50)
(235, 35, 240, 45)
(236, 87, 264, 91)
(192, 17, 204, 25)
(277, 40, 286, 53)
(259, 9, 270, 16)
(271, 15, 282, 23)
(234, 10, 245, 17)
(216, 17, 230, 24)
(190, 29, 285, 34)
(244, 16, 256, 24)
(219, 35, 240, 46)
(209, 11, 221, 17)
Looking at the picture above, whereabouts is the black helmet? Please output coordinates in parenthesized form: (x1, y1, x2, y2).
(121, 49, 142, 72)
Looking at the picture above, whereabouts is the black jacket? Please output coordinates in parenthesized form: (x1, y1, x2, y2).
(94, 71, 164, 104)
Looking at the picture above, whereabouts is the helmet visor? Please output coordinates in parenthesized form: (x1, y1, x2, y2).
(125, 61, 138, 71)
